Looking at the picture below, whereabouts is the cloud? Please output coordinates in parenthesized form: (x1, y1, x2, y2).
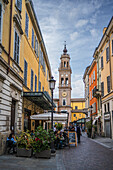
(90, 29, 99, 37)
(70, 32, 79, 41)
(75, 19, 88, 28)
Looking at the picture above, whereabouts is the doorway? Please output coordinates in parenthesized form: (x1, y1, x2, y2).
(11, 100, 16, 133)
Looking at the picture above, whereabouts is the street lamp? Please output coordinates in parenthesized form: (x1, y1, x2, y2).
(49, 76, 56, 130)
(89, 105, 93, 138)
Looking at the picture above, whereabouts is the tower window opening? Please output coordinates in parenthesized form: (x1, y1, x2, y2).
(63, 99, 66, 106)
(64, 61, 66, 67)
(65, 78, 68, 85)
(67, 62, 68, 67)
(61, 78, 64, 85)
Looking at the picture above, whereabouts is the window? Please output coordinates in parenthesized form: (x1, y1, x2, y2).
(63, 99, 66, 106)
(74, 114, 76, 117)
(92, 102, 96, 113)
(112, 40, 113, 55)
(16, 0, 22, 11)
(0, 3, 2, 42)
(25, 12, 29, 37)
(14, 30, 20, 64)
(107, 102, 110, 112)
(31, 69, 33, 91)
(24, 60, 27, 86)
(35, 36, 38, 57)
(107, 76, 110, 93)
(32, 28, 34, 48)
(79, 114, 81, 117)
(92, 74, 93, 84)
(104, 104, 106, 113)
(101, 82, 104, 97)
(106, 47, 109, 62)
(93, 71, 95, 81)
(67, 62, 68, 67)
(42, 86, 44, 91)
(39, 81, 41, 91)
(65, 78, 68, 85)
(101, 56, 103, 69)
(61, 78, 64, 85)
(64, 61, 66, 67)
(75, 106, 78, 110)
(35, 75, 37, 91)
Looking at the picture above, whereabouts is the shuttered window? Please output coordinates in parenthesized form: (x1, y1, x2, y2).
(35, 36, 38, 57)
(14, 30, 20, 64)
(32, 28, 34, 48)
(107, 76, 110, 93)
(35, 75, 37, 92)
(39, 81, 41, 91)
(16, 0, 22, 11)
(24, 60, 27, 86)
(101, 56, 103, 69)
(106, 47, 109, 62)
(31, 69, 33, 91)
(25, 12, 29, 37)
(101, 82, 104, 97)
(0, 3, 2, 42)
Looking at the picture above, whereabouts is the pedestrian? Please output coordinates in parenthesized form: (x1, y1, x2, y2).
(76, 124, 81, 143)
(6, 133, 17, 153)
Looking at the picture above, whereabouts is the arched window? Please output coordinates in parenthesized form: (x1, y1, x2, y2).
(64, 61, 66, 67)
(67, 62, 68, 67)
(65, 78, 68, 85)
(63, 99, 66, 106)
(61, 78, 64, 85)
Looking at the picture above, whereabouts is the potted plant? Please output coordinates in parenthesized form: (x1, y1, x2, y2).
(16, 131, 33, 157)
(32, 126, 53, 158)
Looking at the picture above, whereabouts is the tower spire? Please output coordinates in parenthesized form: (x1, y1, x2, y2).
(63, 41, 67, 55)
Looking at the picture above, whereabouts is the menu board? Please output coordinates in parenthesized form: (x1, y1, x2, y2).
(68, 132, 77, 146)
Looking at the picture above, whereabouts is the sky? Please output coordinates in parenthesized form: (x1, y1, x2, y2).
(33, 0, 113, 98)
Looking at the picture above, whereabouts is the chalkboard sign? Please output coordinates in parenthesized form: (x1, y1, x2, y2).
(68, 132, 77, 146)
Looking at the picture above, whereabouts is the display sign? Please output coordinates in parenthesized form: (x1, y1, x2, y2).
(68, 132, 77, 146)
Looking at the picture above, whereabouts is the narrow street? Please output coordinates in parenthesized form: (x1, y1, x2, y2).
(0, 136, 113, 170)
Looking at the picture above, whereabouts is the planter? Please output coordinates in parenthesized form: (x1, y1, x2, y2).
(35, 149, 51, 159)
(17, 148, 32, 157)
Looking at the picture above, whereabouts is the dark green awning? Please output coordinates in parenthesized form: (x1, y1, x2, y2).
(23, 91, 55, 110)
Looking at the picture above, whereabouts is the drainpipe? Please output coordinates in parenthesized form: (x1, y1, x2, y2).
(7, 0, 13, 74)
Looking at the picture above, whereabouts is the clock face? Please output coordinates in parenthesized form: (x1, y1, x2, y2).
(62, 92, 67, 97)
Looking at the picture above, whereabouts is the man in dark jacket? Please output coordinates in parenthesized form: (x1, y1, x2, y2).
(76, 124, 81, 143)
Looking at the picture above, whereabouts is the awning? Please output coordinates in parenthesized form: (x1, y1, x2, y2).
(23, 91, 56, 110)
(30, 112, 68, 121)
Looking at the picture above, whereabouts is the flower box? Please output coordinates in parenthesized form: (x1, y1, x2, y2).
(17, 148, 32, 157)
(35, 149, 51, 159)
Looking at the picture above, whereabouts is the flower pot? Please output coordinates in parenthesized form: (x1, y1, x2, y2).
(35, 149, 51, 159)
(17, 148, 32, 157)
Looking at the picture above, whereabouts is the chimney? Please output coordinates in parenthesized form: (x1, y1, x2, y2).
(103, 27, 107, 35)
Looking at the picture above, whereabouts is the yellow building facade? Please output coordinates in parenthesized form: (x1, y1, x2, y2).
(71, 98, 85, 122)
(0, 0, 52, 154)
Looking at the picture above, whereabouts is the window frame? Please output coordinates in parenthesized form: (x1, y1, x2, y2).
(31, 69, 34, 91)
(107, 76, 110, 93)
(25, 11, 29, 38)
(101, 56, 103, 69)
(14, 29, 20, 64)
(24, 59, 28, 86)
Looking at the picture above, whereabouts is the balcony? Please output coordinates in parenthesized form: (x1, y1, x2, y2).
(93, 87, 101, 98)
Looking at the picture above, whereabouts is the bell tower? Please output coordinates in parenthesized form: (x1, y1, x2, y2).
(58, 43, 72, 123)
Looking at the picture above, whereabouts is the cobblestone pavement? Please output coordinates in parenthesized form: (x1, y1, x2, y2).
(0, 136, 113, 170)
(62, 136, 113, 170)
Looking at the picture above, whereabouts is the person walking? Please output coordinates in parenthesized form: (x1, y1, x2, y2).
(76, 124, 81, 143)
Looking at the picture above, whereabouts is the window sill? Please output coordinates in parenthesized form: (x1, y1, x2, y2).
(11, 58, 23, 73)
